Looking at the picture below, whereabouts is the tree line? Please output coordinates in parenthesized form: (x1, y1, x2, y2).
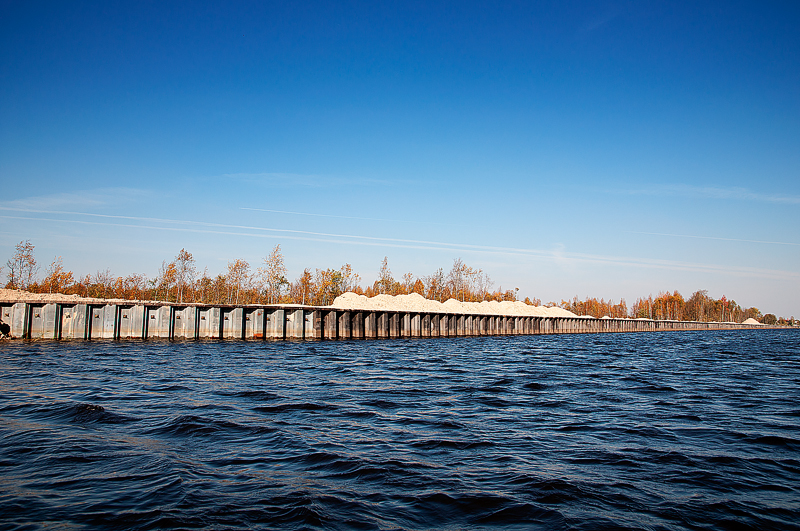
(3, 239, 791, 324)
(555, 290, 767, 323)
(2, 240, 517, 306)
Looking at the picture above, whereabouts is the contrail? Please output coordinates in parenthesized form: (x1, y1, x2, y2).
(240, 207, 454, 226)
(0, 207, 495, 251)
(1, 209, 797, 280)
(628, 230, 800, 247)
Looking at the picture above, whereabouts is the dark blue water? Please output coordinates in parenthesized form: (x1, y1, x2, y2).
(1, 330, 798, 530)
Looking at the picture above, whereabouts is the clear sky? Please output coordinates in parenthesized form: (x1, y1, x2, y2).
(1, 1, 798, 316)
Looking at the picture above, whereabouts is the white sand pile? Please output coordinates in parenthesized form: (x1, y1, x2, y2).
(331, 292, 580, 317)
(0, 289, 96, 303)
(1, 288, 580, 318)
(0, 289, 143, 305)
(742, 318, 763, 325)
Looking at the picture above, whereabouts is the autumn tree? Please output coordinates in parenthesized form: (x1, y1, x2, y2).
(292, 268, 314, 305)
(412, 279, 425, 295)
(89, 269, 115, 299)
(155, 261, 177, 301)
(226, 259, 250, 304)
(472, 269, 493, 301)
(631, 295, 654, 319)
(742, 306, 762, 322)
(683, 290, 709, 321)
(314, 268, 342, 305)
(120, 273, 147, 300)
(259, 245, 288, 304)
(401, 272, 415, 295)
(5, 240, 38, 290)
(376, 257, 393, 295)
(338, 263, 361, 293)
(447, 258, 469, 301)
(174, 249, 196, 303)
(720, 295, 730, 322)
(213, 273, 228, 304)
(194, 268, 213, 304)
(41, 257, 74, 294)
(423, 268, 445, 301)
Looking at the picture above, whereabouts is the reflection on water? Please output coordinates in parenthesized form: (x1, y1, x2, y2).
(1, 330, 798, 530)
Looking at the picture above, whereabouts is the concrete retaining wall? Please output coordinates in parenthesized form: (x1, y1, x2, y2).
(0, 301, 766, 340)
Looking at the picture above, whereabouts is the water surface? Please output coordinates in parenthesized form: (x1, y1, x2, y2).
(1, 330, 798, 530)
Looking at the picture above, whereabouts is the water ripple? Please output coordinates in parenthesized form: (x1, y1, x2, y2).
(0, 329, 798, 530)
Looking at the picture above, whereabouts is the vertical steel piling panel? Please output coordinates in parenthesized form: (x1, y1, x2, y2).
(10, 303, 27, 338)
(352, 311, 364, 339)
(340, 311, 351, 340)
(304, 310, 314, 338)
(364, 312, 376, 339)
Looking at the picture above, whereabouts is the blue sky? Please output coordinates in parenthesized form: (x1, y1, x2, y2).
(1, 1, 798, 316)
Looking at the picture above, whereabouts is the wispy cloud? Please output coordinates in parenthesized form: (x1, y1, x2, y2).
(0, 189, 152, 211)
(629, 184, 800, 205)
(1, 207, 797, 281)
(628, 231, 800, 247)
(241, 207, 454, 226)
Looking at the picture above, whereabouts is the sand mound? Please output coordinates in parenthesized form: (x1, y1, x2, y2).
(0, 289, 96, 303)
(0, 289, 144, 305)
(1, 288, 580, 318)
(742, 318, 763, 325)
(331, 292, 579, 317)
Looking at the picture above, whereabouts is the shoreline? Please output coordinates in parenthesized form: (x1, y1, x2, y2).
(1, 294, 780, 341)
(0, 289, 771, 324)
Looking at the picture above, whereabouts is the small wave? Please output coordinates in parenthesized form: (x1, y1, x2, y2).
(410, 438, 494, 450)
(433, 419, 464, 430)
(253, 402, 337, 413)
(648, 450, 698, 467)
(341, 409, 378, 419)
(300, 451, 341, 466)
(623, 426, 673, 439)
(672, 414, 703, 421)
(532, 400, 566, 408)
(268, 505, 324, 527)
(360, 399, 401, 409)
(568, 451, 640, 468)
(404, 491, 565, 527)
(322, 464, 391, 482)
(706, 455, 742, 465)
(142, 384, 191, 392)
(517, 477, 586, 504)
(69, 403, 132, 424)
(450, 385, 478, 393)
(749, 434, 799, 450)
(479, 378, 515, 392)
(751, 483, 794, 492)
(476, 396, 513, 408)
(151, 414, 271, 436)
(558, 424, 595, 432)
(524, 382, 547, 391)
(476, 502, 563, 525)
(220, 389, 283, 401)
(297, 454, 403, 483)
(632, 384, 677, 393)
